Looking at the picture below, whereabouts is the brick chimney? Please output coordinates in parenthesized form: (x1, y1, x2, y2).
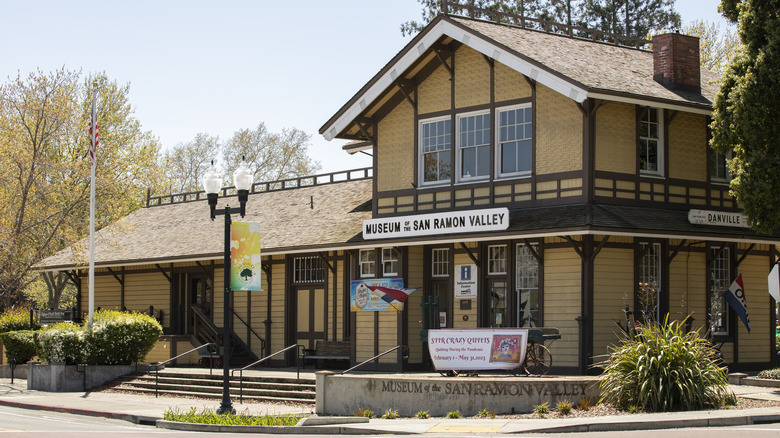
(652, 33, 701, 93)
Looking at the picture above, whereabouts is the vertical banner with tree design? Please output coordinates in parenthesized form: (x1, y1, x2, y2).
(230, 222, 262, 291)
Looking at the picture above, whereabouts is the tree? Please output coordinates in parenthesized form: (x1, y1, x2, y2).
(681, 20, 740, 76)
(165, 123, 320, 192)
(0, 68, 163, 308)
(402, 0, 679, 41)
(710, 0, 780, 234)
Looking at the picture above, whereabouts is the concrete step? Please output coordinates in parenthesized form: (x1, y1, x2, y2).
(115, 381, 315, 400)
(111, 385, 315, 404)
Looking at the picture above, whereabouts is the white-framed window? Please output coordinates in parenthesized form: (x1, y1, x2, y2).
(637, 242, 661, 321)
(293, 256, 325, 284)
(382, 247, 400, 276)
(496, 103, 533, 178)
(432, 248, 449, 277)
(359, 249, 375, 278)
(710, 150, 731, 183)
(709, 247, 730, 336)
(516, 243, 539, 327)
(456, 111, 491, 182)
(639, 107, 663, 176)
(419, 116, 451, 185)
(488, 245, 507, 275)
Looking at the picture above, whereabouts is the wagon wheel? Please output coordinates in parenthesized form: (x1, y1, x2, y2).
(523, 343, 552, 376)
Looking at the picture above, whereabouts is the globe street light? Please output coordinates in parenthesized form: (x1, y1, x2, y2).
(203, 158, 253, 415)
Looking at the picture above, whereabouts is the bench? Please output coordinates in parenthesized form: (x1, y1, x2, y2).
(302, 340, 350, 368)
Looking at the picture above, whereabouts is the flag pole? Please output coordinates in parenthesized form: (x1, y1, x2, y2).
(88, 82, 98, 327)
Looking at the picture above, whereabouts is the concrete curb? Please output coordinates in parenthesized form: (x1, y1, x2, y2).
(0, 398, 158, 425)
(155, 419, 411, 435)
(514, 413, 780, 434)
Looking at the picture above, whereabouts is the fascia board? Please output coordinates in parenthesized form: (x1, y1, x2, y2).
(322, 20, 588, 141)
(588, 91, 712, 115)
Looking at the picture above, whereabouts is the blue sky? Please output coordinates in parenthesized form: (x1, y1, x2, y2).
(1, 1, 732, 175)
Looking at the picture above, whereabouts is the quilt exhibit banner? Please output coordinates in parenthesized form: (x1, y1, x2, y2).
(230, 221, 262, 291)
(427, 329, 529, 371)
(350, 278, 418, 311)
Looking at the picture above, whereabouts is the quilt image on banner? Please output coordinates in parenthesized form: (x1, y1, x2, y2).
(230, 221, 262, 291)
(350, 278, 415, 311)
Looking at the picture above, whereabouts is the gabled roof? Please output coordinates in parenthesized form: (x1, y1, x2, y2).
(320, 14, 719, 142)
(36, 179, 373, 270)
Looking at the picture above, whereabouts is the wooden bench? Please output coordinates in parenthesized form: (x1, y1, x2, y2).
(302, 340, 350, 368)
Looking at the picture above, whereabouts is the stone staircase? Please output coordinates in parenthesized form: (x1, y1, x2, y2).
(105, 368, 316, 404)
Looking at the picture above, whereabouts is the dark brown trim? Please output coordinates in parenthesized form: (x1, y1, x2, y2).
(155, 264, 172, 283)
(460, 242, 480, 265)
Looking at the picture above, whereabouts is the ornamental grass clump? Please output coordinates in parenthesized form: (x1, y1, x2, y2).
(163, 407, 300, 426)
(598, 316, 735, 412)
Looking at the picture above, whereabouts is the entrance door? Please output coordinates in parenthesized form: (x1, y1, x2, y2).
(295, 287, 326, 350)
(488, 280, 508, 327)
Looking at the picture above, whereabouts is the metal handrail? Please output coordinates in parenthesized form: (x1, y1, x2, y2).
(230, 344, 305, 403)
(230, 309, 266, 354)
(150, 342, 216, 398)
(341, 345, 408, 375)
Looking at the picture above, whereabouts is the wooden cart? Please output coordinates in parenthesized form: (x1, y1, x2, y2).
(523, 327, 561, 376)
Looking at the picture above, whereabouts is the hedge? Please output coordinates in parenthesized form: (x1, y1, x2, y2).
(0, 308, 39, 333)
(0, 330, 37, 364)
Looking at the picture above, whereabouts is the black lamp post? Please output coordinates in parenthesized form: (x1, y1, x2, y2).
(203, 159, 253, 415)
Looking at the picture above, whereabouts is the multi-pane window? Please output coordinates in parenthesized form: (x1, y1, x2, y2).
(516, 243, 539, 327)
(497, 104, 533, 177)
(359, 249, 375, 278)
(432, 248, 449, 277)
(709, 247, 730, 335)
(293, 256, 325, 284)
(457, 112, 490, 181)
(382, 247, 400, 276)
(488, 245, 507, 275)
(420, 117, 451, 184)
(639, 107, 662, 175)
(637, 242, 661, 321)
(710, 150, 730, 182)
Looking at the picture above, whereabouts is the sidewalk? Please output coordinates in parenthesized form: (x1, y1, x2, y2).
(2, 376, 780, 434)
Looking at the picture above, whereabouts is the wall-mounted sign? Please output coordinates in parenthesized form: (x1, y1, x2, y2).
(362, 208, 510, 240)
(230, 221, 262, 291)
(428, 329, 529, 371)
(350, 278, 418, 311)
(454, 264, 478, 299)
(688, 209, 749, 228)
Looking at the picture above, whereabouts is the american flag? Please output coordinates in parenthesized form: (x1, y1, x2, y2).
(89, 97, 98, 166)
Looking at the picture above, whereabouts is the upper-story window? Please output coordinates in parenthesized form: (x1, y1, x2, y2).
(497, 104, 533, 178)
(359, 249, 375, 278)
(710, 150, 731, 183)
(457, 111, 490, 182)
(639, 107, 663, 176)
(420, 117, 451, 185)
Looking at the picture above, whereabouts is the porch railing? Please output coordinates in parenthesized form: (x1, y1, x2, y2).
(191, 306, 220, 349)
(341, 345, 408, 374)
(230, 309, 266, 357)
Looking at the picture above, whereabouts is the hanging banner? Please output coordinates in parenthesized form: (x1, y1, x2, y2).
(428, 329, 529, 371)
(350, 278, 418, 311)
(230, 221, 262, 291)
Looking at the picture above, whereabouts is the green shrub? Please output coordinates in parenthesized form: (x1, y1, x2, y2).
(163, 407, 300, 426)
(85, 310, 162, 365)
(534, 402, 549, 416)
(598, 317, 735, 412)
(757, 368, 780, 380)
(35, 323, 86, 364)
(353, 408, 373, 418)
(0, 308, 39, 333)
(447, 410, 461, 419)
(0, 330, 37, 363)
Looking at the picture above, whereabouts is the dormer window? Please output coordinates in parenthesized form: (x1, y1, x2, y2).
(420, 116, 451, 185)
